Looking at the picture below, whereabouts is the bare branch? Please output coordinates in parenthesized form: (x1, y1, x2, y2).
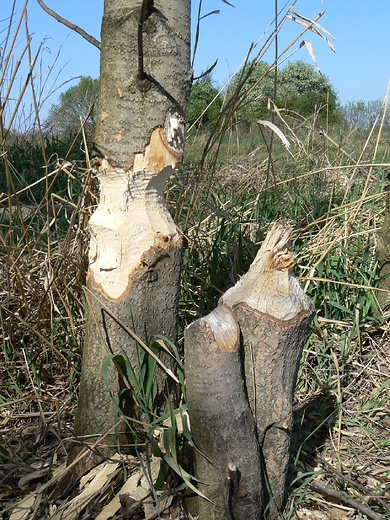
(36, 0, 101, 50)
(297, 472, 384, 520)
(320, 457, 390, 514)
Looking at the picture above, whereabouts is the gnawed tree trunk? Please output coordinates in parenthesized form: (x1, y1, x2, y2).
(185, 223, 314, 519)
(72, 0, 191, 474)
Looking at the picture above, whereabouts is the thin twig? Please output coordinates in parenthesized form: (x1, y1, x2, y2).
(36, 0, 101, 50)
(320, 458, 390, 514)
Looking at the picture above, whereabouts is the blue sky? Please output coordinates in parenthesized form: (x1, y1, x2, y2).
(4, 0, 390, 119)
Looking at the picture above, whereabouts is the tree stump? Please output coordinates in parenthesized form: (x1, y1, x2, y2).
(185, 223, 314, 519)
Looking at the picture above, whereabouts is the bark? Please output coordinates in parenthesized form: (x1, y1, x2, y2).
(185, 223, 314, 519)
(185, 305, 263, 519)
(72, 0, 191, 474)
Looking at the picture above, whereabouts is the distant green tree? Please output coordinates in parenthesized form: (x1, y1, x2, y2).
(186, 75, 222, 129)
(227, 61, 274, 123)
(341, 99, 390, 130)
(229, 60, 338, 124)
(44, 76, 99, 140)
(277, 61, 338, 118)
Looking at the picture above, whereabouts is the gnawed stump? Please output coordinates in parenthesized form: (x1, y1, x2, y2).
(185, 222, 314, 519)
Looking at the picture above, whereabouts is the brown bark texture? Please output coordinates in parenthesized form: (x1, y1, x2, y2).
(72, 0, 191, 474)
(185, 305, 263, 519)
(185, 223, 314, 519)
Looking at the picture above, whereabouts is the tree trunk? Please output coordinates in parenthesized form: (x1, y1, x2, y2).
(185, 223, 314, 519)
(72, 0, 191, 474)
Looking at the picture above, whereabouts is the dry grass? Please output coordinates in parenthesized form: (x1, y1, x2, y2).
(2, 143, 390, 519)
(289, 322, 390, 520)
(1, 143, 390, 520)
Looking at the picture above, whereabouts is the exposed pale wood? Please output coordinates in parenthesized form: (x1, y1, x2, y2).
(88, 168, 178, 301)
(222, 223, 311, 319)
(88, 112, 185, 301)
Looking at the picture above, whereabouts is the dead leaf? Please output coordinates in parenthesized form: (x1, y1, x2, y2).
(51, 456, 121, 520)
(10, 495, 36, 520)
(95, 472, 141, 520)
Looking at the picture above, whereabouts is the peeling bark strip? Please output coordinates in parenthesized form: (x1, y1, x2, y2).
(185, 223, 314, 519)
(72, 0, 191, 475)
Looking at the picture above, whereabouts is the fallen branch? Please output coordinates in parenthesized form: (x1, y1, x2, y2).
(296, 472, 383, 520)
(320, 458, 390, 514)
